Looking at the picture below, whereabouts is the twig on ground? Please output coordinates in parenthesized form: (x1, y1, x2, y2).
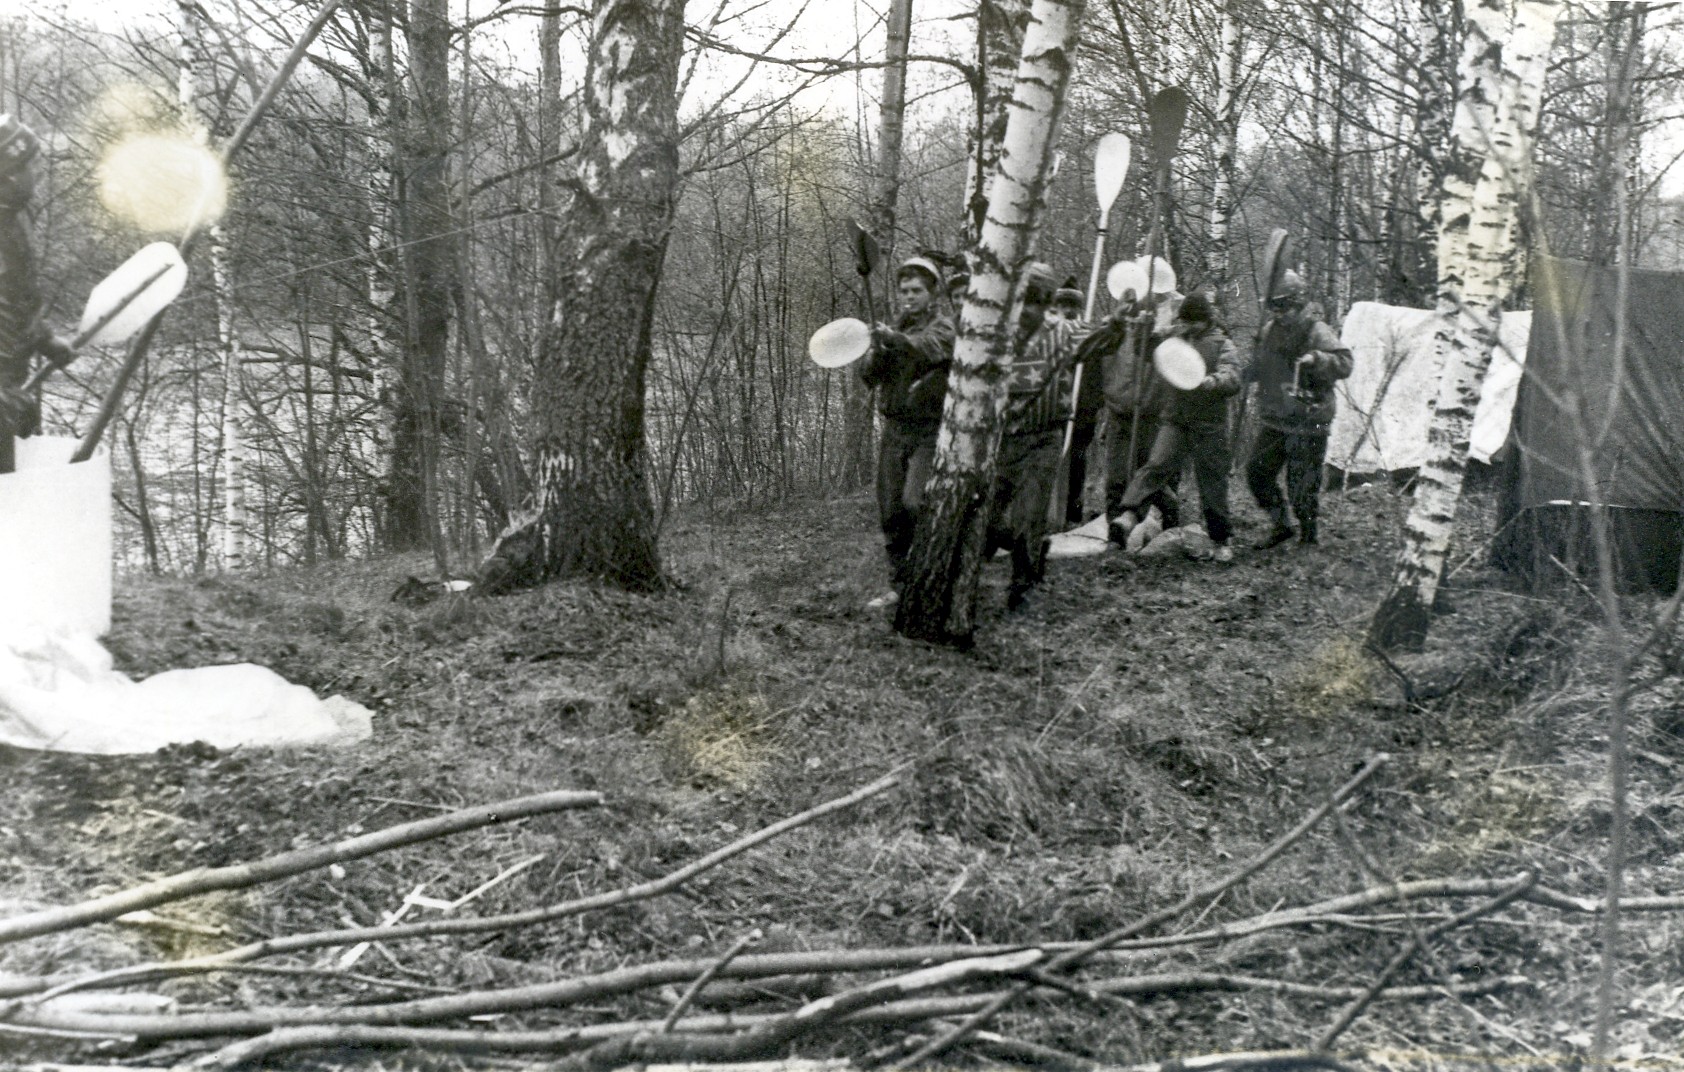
(1314, 871, 1538, 1050)
(18, 772, 903, 1000)
(663, 929, 763, 1031)
(886, 753, 1391, 1069)
(186, 971, 1522, 1068)
(0, 790, 603, 946)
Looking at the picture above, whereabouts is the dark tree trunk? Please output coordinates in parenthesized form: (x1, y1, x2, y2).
(384, 0, 454, 556)
(477, 0, 684, 594)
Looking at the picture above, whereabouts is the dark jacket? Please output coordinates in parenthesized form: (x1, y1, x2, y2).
(1162, 323, 1241, 427)
(1090, 315, 1169, 417)
(1250, 312, 1353, 432)
(858, 307, 955, 430)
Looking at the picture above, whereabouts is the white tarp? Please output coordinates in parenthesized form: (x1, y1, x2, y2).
(1328, 302, 1531, 472)
(0, 438, 373, 754)
(0, 625, 373, 754)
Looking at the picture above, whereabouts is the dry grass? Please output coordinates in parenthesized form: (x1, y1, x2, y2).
(3, 486, 1681, 1067)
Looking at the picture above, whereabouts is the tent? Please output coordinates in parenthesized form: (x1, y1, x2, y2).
(1494, 255, 1684, 593)
(1327, 302, 1532, 474)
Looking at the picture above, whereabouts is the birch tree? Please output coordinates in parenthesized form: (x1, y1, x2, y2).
(1207, 0, 1242, 296)
(896, 0, 1087, 647)
(960, 0, 1032, 249)
(477, 0, 685, 592)
(1370, 0, 1562, 650)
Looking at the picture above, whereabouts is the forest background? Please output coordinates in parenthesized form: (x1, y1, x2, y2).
(7, 0, 1684, 582)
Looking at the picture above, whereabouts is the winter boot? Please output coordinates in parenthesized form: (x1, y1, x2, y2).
(1298, 518, 1319, 545)
(1254, 519, 1295, 549)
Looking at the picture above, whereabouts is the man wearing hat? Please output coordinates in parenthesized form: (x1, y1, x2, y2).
(1243, 270, 1352, 547)
(858, 256, 954, 595)
(990, 261, 1083, 609)
(0, 114, 73, 473)
(1108, 293, 1241, 560)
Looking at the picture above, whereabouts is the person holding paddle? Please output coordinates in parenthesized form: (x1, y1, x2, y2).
(858, 256, 955, 595)
(1108, 293, 1241, 561)
(989, 262, 1083, 610)
(1243, 270, 1352, 548)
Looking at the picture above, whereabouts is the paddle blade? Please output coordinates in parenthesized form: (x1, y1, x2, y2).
(1148, 86, 1190, 163)
(848, 218, 881, 276)
(1137, 255, 1177, 295)
(809, 317, 872, 368)
(1261, 228, 1292, 302)
(1154, 336, 1205, 390)
(78, 242, 187, 347)
(1093, 133, 1132, 210)
(1107, 259, 1148, 302)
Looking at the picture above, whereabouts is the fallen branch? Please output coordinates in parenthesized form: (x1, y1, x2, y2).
(1314, 871, 1538, 1050)
(889, 754, 1392, 1069)
(0, 790, 603, 946)
(189, 971, 1523, 1068)
(664, 930, 763, 1031)
(8, 870, 1623, 1006)
(14, 773, 902, 1001)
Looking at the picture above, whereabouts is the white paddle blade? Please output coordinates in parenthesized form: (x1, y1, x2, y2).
(1107, 259, 1148, 302)
(1093, 133, 1132, 211)
(79, 242, 187, 347)
(809, 317, 871, 368)
(1153, 336, 1206, 390)
(1137, 255, 1177, 295)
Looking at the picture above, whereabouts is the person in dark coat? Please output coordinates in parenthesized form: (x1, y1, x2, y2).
(1110, 293, 1242, 560)
(858, 257, 955, 588)
(991, 262, 1082, 609)
(0, 114, 73, 471)
(1243, 270, 1353, 547)
(1045, 278, 1100, 527)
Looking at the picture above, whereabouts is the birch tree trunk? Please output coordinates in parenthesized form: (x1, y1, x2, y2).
(1207, 0, 1241, 298)
(366, 9, 398, 545)
(476, 0, 685, 592)
(176, 0, 247, 570)
(841, 0, 917, 492)
(960, 0, 1032, 249)
(896, 0, 1087, 647)
(1370, 0, 1562, 651)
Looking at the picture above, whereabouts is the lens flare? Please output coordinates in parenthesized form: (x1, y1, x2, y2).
(97, 133, 226, 235)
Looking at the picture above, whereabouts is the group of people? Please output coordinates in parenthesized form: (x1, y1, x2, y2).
(859, 255, 1354, 609)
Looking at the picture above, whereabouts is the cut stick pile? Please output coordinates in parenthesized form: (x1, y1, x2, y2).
(1, 757, 1676, 1071)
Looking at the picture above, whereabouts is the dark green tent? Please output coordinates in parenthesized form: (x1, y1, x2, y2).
(1494, 254, 1684, 592)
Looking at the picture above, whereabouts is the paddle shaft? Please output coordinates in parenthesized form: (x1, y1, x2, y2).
(1124, 161, 1174, 488)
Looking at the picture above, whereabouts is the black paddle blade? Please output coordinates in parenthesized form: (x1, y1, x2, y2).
(848, 218, 881, 277)
(1261, 228, 1292, 301)
(1148, 86, 1190, 163)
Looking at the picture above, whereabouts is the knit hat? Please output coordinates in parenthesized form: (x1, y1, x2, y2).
(1053, 275, 1084, 309)
(1179, 293, 1214, 323)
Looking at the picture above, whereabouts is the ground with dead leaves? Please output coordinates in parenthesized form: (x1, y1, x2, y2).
(3, 477, 1683, 1069)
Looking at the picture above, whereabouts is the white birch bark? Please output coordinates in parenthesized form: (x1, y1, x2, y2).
(960, 0, 1031, 249)
(1372, 0, 1563, 650)
(176, 0, 246, 569)
(897, 0, 1087, 644)
(1208, 0, 1241, 296)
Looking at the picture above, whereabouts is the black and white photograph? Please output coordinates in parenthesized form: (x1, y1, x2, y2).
(2, 0, 1683, 1068)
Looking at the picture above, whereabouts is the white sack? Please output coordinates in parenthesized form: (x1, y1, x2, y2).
(0, 624, 373, 755)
